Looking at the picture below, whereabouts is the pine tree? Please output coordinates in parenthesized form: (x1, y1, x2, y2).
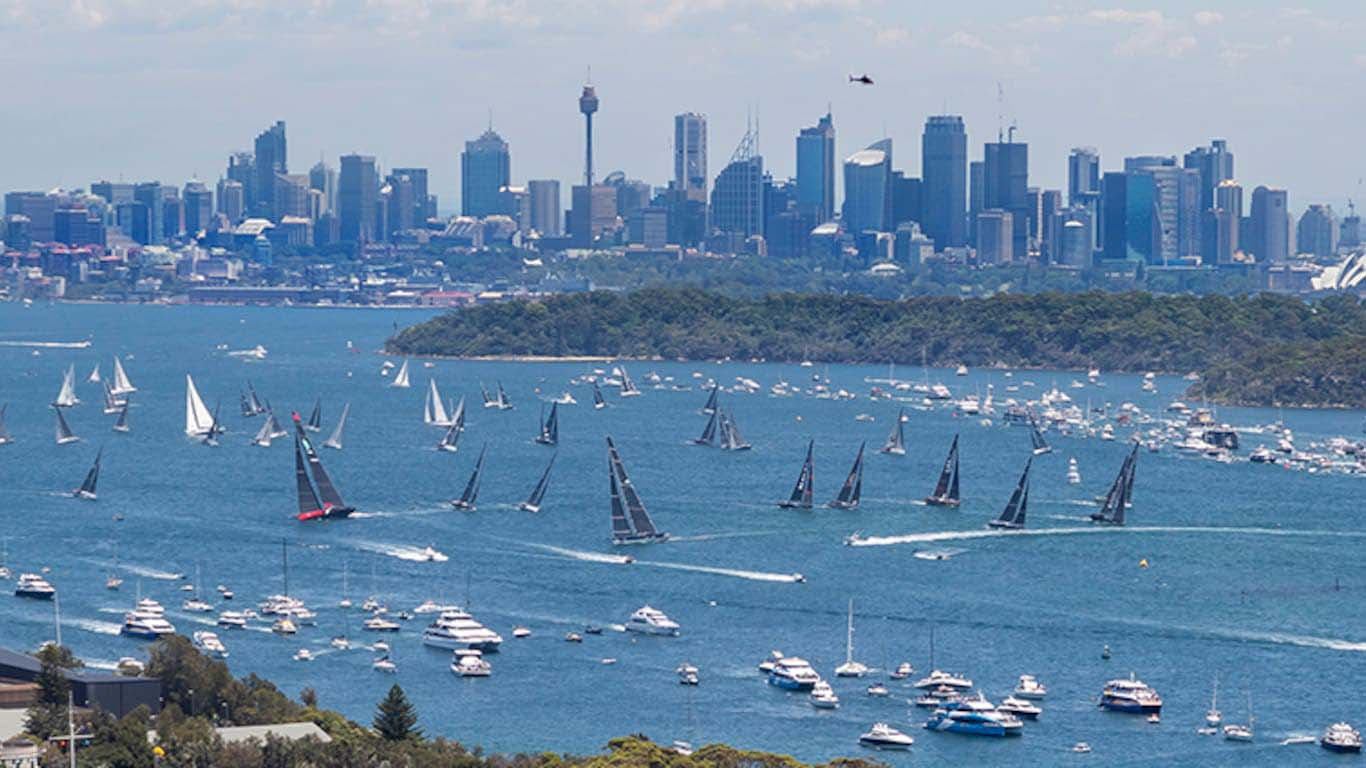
(24, 644, 80, 739)
(372, 684, 419, 741)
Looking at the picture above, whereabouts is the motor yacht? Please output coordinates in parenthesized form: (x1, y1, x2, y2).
(512, 626, 531, 638)
(420, 609, 503, 651)
(452, 649, 492, 677)
(372, 655, 397, 674)
(1320, 723, 1362, 753)
(809, 680, 840, 709)
(122, 601, 175, 639)
(625, 605, 680, 637)
(1013, 674, 1047, 699)
(858, 723, 914, 750)
(192, 631, 228, 658)
(363, 616, 401, 632)
(182, 597, 214, 613)
(1249, 446, 1277, 464)
(14, 573, 55, 600)
(105, 575, 123, 591)
(564, 632, 583, 643)
(293, 648, 314, 662)
(216, 611, 248, 629)
(914, 670, 973, 690)
(767, 657, 821, 691)
(866, 682, 890, 697)
(758, 650, 784, 674)
(889, 661, 913, 680)
(1072, 742, 1092, 754)
(372, 640, 390, 653)
(1099, 674, 1163, 714)
(997, 695, 1042, 720)
(1224, 723, 1254, 742)
(271, 618, 297, 635)
(677, 663, 700, 686)
(413, 600, 452, 614)
(922, 695, 1024, 737)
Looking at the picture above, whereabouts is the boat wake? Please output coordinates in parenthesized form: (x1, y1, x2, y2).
(116, 563, 185, 581)
(352, 540, 448, 563)
(0, 340, 92, 349)
(70, 618, 122, 636)
(913, 547, 966, 561)
(636, 560, 805, 584)
(524, 544, 633, 565)
(847, 525, 1366, 547)
(667, 530, 784, 543)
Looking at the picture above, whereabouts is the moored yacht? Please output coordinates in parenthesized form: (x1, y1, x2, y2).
(363, 615, 401, 632)
(1013, 674, 1047, 699)
(625, 605, 680, 636)
(1099, 673, 1163, 714)
(420, 609, 503, 651)
(451, 649, 492, 677)
(914, 669, 973, 690)
(15, 573, 56, 600)
(216, 611, 248, 629)
(859, 722, 914, 750)
(122, 601, 176, 639)
(1320, 722, 1363, 753)
(767, 657, 821, 691)
(890, 662, 914, 680)
(833, 599, 869, 677)
(809, 680, 840, 709)
(922, 695, 1023, 737)
(192, 631, 228, 658)
(997, 695, 1042, 720)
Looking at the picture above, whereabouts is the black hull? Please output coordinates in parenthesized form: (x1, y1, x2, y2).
(924, 497, 960, 507)
(1321, 743, 1362, 754)
(612, 533, 668, 545)
(451, 501, 476, 511)
(776, 501, 812, 510)
(827, 501, 859, 510)
(15, 590, 54, 601)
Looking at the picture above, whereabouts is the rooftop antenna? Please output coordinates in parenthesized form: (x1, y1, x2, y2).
(487, 108, 493, 132)
(996, 82, 1004, 143)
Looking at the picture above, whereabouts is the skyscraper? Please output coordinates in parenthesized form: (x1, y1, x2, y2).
(527, 180, 562, 236)
(385, 173, 416, 234)
(921, 115, 967, 249)
(392, 167, 430, 223)
(461, 129, 510, 218)
(1248, 186, 1289, 263)
(1067, 148, 1100, 206)
(674, 113, 708, 203)
(710, 129, 764, 241)
(796, 111, 836, 221)
(217, 179, 244, 223)
(1183, 139, 1234, 215)
(1123, 156, 1200, 264)
(983, 140, 1029, 257)
(338, 154, 378, 243)
(842, 142, 892, 235)
(976, 209, 1013, 264)
(132, 182, 164, 245)
(253, 120, 287, 220)
(3, 192, 56, 243)
(1100, 171, 1127, 261)
(580, 84, 599, 186)
(309, 161, 337, 216)
(183, 180, 213, 235)
(273, 174, 310, 220)
(1211, 180, 1242, 264)
(226, 152, 255, 216)
(1296, 204, 1337, 257)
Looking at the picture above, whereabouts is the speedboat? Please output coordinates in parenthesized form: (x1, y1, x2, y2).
(271, 618, 297, 635)
(859, 723, 914, 750)
(413, 600, 450, 614)
(890, 661, 913, 680)
(373, 640, 390, 653)
(105, 575, 123, 591)
(758, 650, 783, 674)
(293, 648, 314, 662)
(997, 695, 1042, 720)
(420, 609, 503, 651)
(1148, 713, 1162, 724)
(866, 682, 890, 697)
(809, 680, 840, 709)
(1249, 446, 1277, 464)
(914, 669, 973, 690)
(677, 663, 700, 686)
(372, 655, 397, 673)
(1321, 723, 1363, 753)
(363, 616, 401, 632)
(512, 626, 531, 638)
(451, 649, 491, 677)
(216, 611, 248, 629)
(192, 631, 228, 658)
(14, 573, 56, 600)
(625, 605, 680, 637)
(564, 632, 582, 643)
(1013, 674, 1047, 699)
(922, 695, 1024, 737)
(1072, 742, 1092, 754)
(1099, 673, 1162, 714)
(419, 545, 446, 562)
(767, 657, 821, 691)
(330, 636, 351, 650)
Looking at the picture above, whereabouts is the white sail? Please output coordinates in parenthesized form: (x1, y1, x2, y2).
(184, 374, 215, 436)
(251, 415, 273, 447)
(111, 357, 136, 395)
(54, 365, 80, 408)
(391, 359, 411, 388)
(323, 403, 349, 450)
(87, 364, 101, 384)
(426, 379, 449, 425)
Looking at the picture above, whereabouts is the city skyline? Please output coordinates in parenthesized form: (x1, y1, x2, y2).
(2, 2, 1363, 212)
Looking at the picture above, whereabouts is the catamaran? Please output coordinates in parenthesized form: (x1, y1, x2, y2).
(1029, 418, 1052, 455)
(692, 409, 719, 446)
(777, 440, 815, 509)
(519, 453, 556, 513)
(73, 446, 102, 500)
(592, 381, 607, 409)
(607, 436, 668, 544)
(988, 457, 1031, 529)
(879, 408, 907, 456)
(1090, 445, 1137, 525)
(834, 598, 869, 677)
(618, 366, 641, 397)
(110, 356, 136, 396)
(293, 414, 355, 521)
(450, 444, 486, 510)
(184, 374, 216, 437)
(700, 384, 719, 415)
(390, 359, 411, 388)
(827, 442, 865, 509)
(304, 398, 322, 432)
(53, 364, 79, 408)
(111, 403, 130, 434)
(55, 407, 80, 445)
(924, 434, 961, 507)
(535, 402, 559, 446)
(323, 403, 349, 450)
(718, 409, 752, 451)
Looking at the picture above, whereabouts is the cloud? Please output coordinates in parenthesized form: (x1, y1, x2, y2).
(1085, 8, 1197, 58)
(943, 30, 993, 52)
(1193, 10, 1223, 26)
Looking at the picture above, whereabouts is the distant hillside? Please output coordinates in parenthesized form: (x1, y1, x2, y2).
(387, 288, 1366, 408)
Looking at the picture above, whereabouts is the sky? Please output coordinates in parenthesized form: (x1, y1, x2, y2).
(2, 1, 1363, 215)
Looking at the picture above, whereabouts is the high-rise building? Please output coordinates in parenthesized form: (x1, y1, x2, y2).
(983, 140, 1029, 258)
(1183, 138, 1234, 215)
(922, 115, 967, 249)
(976, 209, 1013, 264)
(580, 83, 599, 186)
(891, 172, 923, 229)
(227, 151, 255, 214)
(1100, 171, 1127, 261)
(392, 167, 430, 224)
(161, 188, 184, 241)
(91, 182, 134, 212)
(385, 173, 416, 235)
(253, 121, 287, 220)
(338, 154, 378, 243)
(1208, 180, 1242, 264)
(273, 174, 310, 220)
(1068, 147, 1100, 207)
(1057, 218, 1089, 267)
(132, 182, 164, 245)
(1296, 204, 1338, 257)
(1123, 156, 1199, 264)
(3, 192, 56, 243)
(183, 180, 213, 235)
(968, 160, 984, 243)
(53, 205, 103, 247)
(842, 141, 892, 235)
(217, 179, 244, 223)
(308, 161, 337, 216)
(527, 180, 562, 236)
(569, 184, 617, 248)
(796, 111, 836, 221)
(461, 129, 510, 218)
(1248, 186, 1289, 263)
(674, 113, 708, 204)
(710, 129, 764, 241)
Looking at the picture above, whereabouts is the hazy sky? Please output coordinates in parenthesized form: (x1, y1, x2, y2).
(3, 1, 1363, 214)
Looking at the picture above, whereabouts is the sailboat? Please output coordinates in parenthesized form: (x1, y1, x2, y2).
(87, 364, 101, 384)
(834, 599, 869, 677)
(202, 402, 225, 446)
(700, 384, 719, 415)
(0, 404, 14, 445)
(1090, 446, 1137, 525)
(251, 414, 274, 447)
(339, 562, 352, 609)
(436, 416, 461, 453)
(101, 381, 125, 414)
(691, 409, 719, 447)
(879, 408, 907, 456)
(1029, 418, 1052, 455)
(924, 434, 961, 507)
(264, 408, 288, 439)
(73, 446, 102, 500)
(481, 381, 512, 410)
(55, 407, 80, 445)
(718, 409, 752, 451)
(184, 374, 215, 437)
(1205, 677, 1222, 728)
(495, 382, 513, 410)
(240, 382, 267, 417)
(618, 366, 641, 398)
(519, 453, 556, 513)
(450, 444, 486, 510)
(390, 359, 411, 388)
(110, 357, 137, 396)
(112, 402, 130, 434)
(424, 379, 451, 426)
(53, 364, 79, 408)
(304, 398, 322, 432)
(1223, 691, 1254, 742)
(592, 381, 607, 410)
(988, 457, 1032, 529)
(323, 403, 349, 450)
(827, 442, 865, 509)
(293, 414, 355, 521)
(607, 436, 668, 544)
(535, 402, 559, 446)
(777, 440, 815, 509)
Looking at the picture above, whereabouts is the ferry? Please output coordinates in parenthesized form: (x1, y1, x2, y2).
(922, 696, 1024, 737)
(1099, 674, 1163, 714)
(767, 657, 821, 691)
(625, 605, 680, 636)
(420, 609, 503, 651)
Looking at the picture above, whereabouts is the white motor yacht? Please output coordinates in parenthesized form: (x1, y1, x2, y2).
(192, 631, 228, 658)
(998, 695, 1042, 720)
(866, 682, 890, 697)
(859, 723, 913, 750)
(115, 657, 144, 676)
(182, 597, 214, 613)
(914, 669, 973, 690)
(767, 657, 821, 691)
(216, 611, 248, 629)
(625, 605, 680, 636)
(363, 616, 401, 632)
(889, 661, 913, 680)
(677, 663, 700, 686)
(372, 640, 390, 653)
(420, 609, 503, 651)
(271, 618, 297, 635)
(122, 600, 175, 639)
(330, 636, 351, 650)
(809, 680, 840, 709)
(452, 649, 492, 677)
(1013, 674, 1047, 699)
(512, 626, 532, 638)
(14, 573, 56, 600)
(1321, 723, 1363, 753)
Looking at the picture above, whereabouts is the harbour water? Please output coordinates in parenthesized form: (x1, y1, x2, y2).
(0, 302, 1362, 765)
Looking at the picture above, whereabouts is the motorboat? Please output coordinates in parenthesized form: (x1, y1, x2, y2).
(413, 600, 450, 614)
(14, 573, 55, 600)
(890, 661, 913, 680)
(105, 575, 123, 591)
(677, 663, 700, 686)
(420, 609, 503, 651)
(564, 632, 582, 643)
(122, 601, 175, 639)
(1224, 723, 1254, 742)
(1148, 713, 1162, 724)
(216, 584, 234, 600)
(859, 723, 914, 750)
(216, 611, 248, 629)
(1099, 674, 1163, 714)
(372, 640, 390, 653)
(1013, 674, 1047, 699)
(271, 618, 297, 635)
(1321, 724, 1362, 753)
(1249, 446, 1277, 464)
(757, 650, 783, 674)
(330, 636, 351, 650)
(192, 631, 228, 659)
(512, 626, 532, 638)
(914, 669, 973, 690)
(1072, 742, 1092, 754)
(451, 649, 492, 677)
(372, 655, 397, 674)
(625, 605, 680, 637)
(671, 740, 693, 757)
(997, 695, 1042, 720)
(293, 648, 314, 662)
(922, 695, 1023, 737)
(363, 616, 401, 632)
(809, 680, 840, 709)
(584, 625, 603, 636)
(182, 597, 214, 613)
(768, 657, 821, 691)
(866, 682, 890, 697)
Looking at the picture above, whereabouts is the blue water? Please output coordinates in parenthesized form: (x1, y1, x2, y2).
(0, 302, 1363, 766)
